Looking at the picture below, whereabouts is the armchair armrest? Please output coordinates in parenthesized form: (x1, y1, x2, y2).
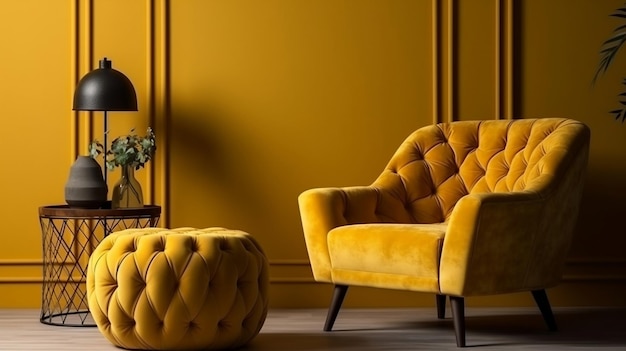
(439, 191, 546, 296)
(298, 186, 380, 282)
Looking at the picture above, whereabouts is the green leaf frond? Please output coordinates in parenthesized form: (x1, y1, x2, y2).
(594, 7, 626, 84)
(607, 77, 626, 123)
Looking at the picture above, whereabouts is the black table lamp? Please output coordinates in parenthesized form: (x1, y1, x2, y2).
(73, 57, 137, 187)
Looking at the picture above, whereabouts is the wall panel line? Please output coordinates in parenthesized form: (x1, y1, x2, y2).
(69, 0, 94, 165)
(0, 260, 42, 265)
(2, 258, 624, 283)
(434, 0, 455, 124)
(432, 0, 439, 124)
(444, 0, 455, 123)
(155, 0, 171, 226)
(3, 257, 622, 266)
(266, 258, 626, 266)
(146, 0, 156, 205)
(495, 0, 501, 120)
(1, 276, 624, 284)
(500, 0, 514, 119)
(71, 0, 79, 161)
(81, 0, 94, 152)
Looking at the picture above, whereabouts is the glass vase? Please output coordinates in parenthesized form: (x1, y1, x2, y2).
(112, 165, 144, 209)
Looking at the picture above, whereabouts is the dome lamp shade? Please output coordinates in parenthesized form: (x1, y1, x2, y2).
(73, 57, 137, 111)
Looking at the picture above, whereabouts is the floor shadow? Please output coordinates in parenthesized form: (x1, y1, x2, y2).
(240, 308, 626, 350)
(392, 307, 626, 347)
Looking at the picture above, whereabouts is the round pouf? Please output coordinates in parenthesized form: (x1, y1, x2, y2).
(87, 227, 269, 350)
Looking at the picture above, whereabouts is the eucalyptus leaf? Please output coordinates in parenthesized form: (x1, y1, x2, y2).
(88, 127, 156, 170)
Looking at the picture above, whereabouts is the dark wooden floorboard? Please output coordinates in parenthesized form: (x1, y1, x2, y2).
(1, 308, 625, 350)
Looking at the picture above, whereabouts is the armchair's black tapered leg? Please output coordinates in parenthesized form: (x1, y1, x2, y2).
(450, 296, 466, 347)
(532, 289, 557, 331)
(324, 285, 349, 331)
(436, 294, 447, 319)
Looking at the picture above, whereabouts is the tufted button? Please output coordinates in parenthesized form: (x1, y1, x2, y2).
(219, 239, 230, 251)
(190, 240, 199, 252)
(409, 148, 423, 160)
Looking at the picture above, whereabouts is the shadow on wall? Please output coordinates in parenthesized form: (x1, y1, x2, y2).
(167, 104, 274, 230)
(574, 166, 626, 261)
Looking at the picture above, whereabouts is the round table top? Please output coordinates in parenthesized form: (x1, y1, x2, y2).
(39, 202, 161, 218)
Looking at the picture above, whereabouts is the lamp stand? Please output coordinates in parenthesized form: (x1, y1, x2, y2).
(103, 110, 108, 190)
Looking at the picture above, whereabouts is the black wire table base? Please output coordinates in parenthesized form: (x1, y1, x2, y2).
(39, 204, 161, 327)
(40, 310, 95, 327)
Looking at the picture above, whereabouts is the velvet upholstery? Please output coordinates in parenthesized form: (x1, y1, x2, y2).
(87, 227, 269, 350)
(298, 118, 590, 346)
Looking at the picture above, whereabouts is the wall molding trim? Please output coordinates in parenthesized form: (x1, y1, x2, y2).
(1, 258, 624, 284)
(2, 257, 623, 266)
(0, 259, 42, 266)
(151, 0, 171, 227)
(72, 0, 95, 161)
(145, 0, 156, 206)
(71, 0, 79, 161)
(266, 258, 626, 283)
(434, 0, 455, 124)
(432, 0, 514, 122)
(496, 0, 514, 119)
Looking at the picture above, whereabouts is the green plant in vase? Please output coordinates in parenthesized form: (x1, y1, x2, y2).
(89, 127, 156, 208)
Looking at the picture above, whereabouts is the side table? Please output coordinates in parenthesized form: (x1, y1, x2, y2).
(38, 203, 161, 327)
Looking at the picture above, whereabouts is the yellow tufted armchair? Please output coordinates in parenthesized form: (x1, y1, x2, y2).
(298, 118, 590, 347)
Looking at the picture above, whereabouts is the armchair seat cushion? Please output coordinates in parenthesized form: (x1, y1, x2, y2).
(328, 223, 446, 292)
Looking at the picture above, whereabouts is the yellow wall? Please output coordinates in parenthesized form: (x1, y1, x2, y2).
(1, 0, 625, 308)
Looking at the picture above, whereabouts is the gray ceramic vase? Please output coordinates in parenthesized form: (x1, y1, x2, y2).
(64, 156, 108, 209)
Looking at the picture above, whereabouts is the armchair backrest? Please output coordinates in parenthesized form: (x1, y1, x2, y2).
(372, 118, 590, 224)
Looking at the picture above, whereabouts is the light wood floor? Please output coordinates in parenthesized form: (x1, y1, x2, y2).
(1, 307, 625, 350)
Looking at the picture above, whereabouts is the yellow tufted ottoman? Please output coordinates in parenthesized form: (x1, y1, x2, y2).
(87, 227, 269, 350)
